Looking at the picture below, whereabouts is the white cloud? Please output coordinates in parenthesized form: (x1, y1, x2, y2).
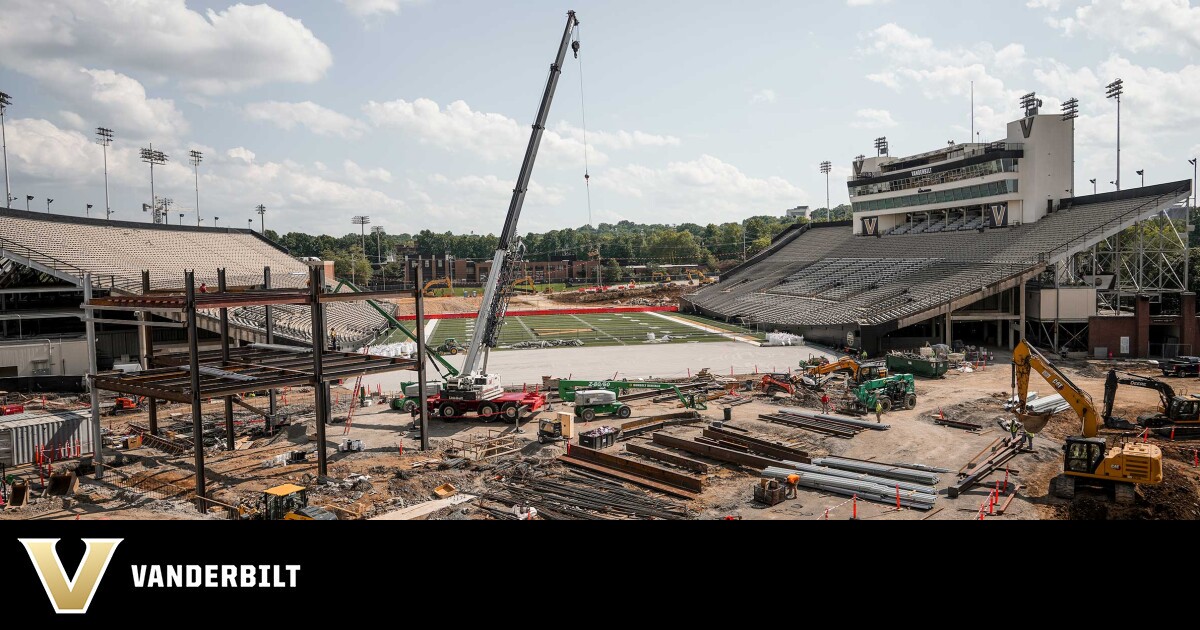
(1026, 0, 1062, 9)
(344, 159, 393, 185)
(244, 101, 368, 139)
(852, 108, 897, 128)
(58, 110, 85, 130)
(553, 122, 681, 149)
(339, 0, 424, 18)
(750, 89, 777, 105)
(226, 147, 256, 164)
(847, 0, 890, 5)
(1043, 0, 1200, 56)
(363, 97, 600, 166)
(0, 0, 333, 95)
(597, 155, 806, 224)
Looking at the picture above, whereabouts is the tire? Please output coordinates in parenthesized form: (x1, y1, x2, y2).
(402, 399, 417, 414)
(878, 398, 892, 413)
(501, 403, 520, 420)
(1051, 474, 1075, 499)
(538, 435, 546, 444)
(438, 402, 459, 421)
(448, 347, 458, 355)
(580, 407, 596, 422)
(1113, 482, 1136, 505)
(904, 394, 917, 410)
(477, 402, 498, 422)
(616, 405, 632, 419)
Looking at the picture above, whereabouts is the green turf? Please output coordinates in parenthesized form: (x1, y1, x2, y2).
(669, 313, 767, 340)
(425, 311, 739, 351)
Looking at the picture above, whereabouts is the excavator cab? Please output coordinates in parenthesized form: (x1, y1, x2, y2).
(261, 484, 336, 520)
(1064, 437, 1106, 475)
(1164, 397, 1200, 424)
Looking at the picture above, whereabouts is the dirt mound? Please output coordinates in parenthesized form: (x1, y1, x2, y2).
(1048, 461, 1200, 520)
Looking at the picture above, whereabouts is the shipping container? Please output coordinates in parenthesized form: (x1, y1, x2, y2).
(0, 410, 95, 467)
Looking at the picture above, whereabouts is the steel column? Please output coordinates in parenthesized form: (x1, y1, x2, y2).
(218, 268, 234, 448)
(264, 266, 276, 423)
(142, 270, 158, 435)
(83, 274, 104, 479)
(185, 271, 207, 511)
(414, 264, 430, 451)
(309, 264, 329, 476)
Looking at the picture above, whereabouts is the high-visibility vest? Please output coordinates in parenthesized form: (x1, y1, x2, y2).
(787, 474, 800, 485)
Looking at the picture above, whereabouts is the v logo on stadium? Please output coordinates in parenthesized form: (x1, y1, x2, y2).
(862, 217, 878, 235)
(988, 205, 1007, 227)
(20, 538, 122, 615)
(1019, 117, 1035, 138)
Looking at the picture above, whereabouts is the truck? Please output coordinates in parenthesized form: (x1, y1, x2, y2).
(557, 379, 709, 413)
(850, 374, 916, 414)
(1160, 355, 1200, 377)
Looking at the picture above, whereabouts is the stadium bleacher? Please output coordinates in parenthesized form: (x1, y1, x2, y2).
(685, 182, 1190, 330)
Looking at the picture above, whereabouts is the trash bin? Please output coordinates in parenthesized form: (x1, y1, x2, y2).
(723, 407, 733, 422)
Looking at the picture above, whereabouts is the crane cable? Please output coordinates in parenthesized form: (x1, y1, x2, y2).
(574, 23, 593, 228)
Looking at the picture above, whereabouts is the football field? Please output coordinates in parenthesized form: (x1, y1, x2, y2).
(426, 311, 761, 349)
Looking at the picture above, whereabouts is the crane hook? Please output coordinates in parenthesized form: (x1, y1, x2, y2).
(572, 39, 580, 59)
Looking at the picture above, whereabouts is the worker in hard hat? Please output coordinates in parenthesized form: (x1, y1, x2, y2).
(785, 473, 800, 499)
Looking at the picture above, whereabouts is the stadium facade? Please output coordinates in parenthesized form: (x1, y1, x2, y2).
(685, 100, 1193, 359)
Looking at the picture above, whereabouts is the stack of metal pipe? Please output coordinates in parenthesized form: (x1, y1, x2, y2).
(1025, 393, 1068, 414)
(763, 464, 938, 510)
(778, 408, 891, 430)
(812, 457, 940, 485)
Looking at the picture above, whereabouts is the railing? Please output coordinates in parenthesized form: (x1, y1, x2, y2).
(1039, 185, 1189, 265)
(0, 233, 129, 290)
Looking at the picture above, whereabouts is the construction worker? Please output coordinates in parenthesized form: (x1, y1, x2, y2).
(329, 328, 338, 351)
(821, 393, 830, 414)
(198, 282, 207, 293)
(860, 349, 868, 361)
(1009, 419, 1021, 443)
(785, 473, 800, 499)
(1024, 428, 1035, 451)
(875, 400, 883, 423)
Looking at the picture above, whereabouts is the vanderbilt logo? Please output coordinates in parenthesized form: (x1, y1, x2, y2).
(988, 205, 1007, 227)
(852, 158, 864, 177)
(1019, 116, 1035, 138)
(20, 538, 122, 614)
(862, 217, 878, 235)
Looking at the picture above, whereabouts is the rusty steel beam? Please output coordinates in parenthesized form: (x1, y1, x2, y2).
(624, 442, 711, 474)
(566, 445, 702, 492)
(702, 426, 811, 463)
(947, 443, 1021, 498)
(652, 433, 786, 470)
(557, 455, 698, 499)
(318, 288, 417, 302)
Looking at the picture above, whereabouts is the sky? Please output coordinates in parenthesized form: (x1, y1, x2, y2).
(0, 0, 1198, 236)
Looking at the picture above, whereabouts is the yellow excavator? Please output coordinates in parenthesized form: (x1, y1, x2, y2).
(510, 275, 538, 294)
(805, 356, 887, 384)
(260, 484, 337, 520)
(1011, 340, 1163, 503)
(685, 270, 715, 285)
(422, 277, 453, 297)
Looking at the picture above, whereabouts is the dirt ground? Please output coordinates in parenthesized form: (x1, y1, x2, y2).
(5, 349, 1199, 520)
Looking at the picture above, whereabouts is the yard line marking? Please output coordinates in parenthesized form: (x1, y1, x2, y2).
(647, 311, 761, 346)
(568, 313, 623, 345)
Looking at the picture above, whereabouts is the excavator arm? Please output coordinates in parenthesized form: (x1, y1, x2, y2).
(1103, 369, 1174, 420)
(1012, 340, 1101, 437)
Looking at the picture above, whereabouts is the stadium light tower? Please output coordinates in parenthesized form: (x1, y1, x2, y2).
(371, 225, 385, 263)
(45, 198, 52, 214)
(1019, 92, 1042, 117)
(874, 136, 889, 157)
(140, 144, 167, 222)
(95, 127, 114, 220)
(213, 216, 219, 227)
(248, 218, 252, 230)
(255, 203, 266, 233)
(1, 91, 11, 209)
(1061, 98, 1078, 196)
(1189, 158, 1197, 210)
(352, 215, 370, 253)
(179, 212, 184, 225)
(1136, 169, 1144, 187)
(1090, 178, 1097, 194)
(1106, 78, 1123, 190)
(86, 203, 92, 217)
(819, 161, 832, 223)
(189, 150, 202, 226)
(24, 194, 32, 211)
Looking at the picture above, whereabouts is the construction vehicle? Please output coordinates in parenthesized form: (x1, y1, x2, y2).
(650, 270, 670, 283)
(1160, 355, 1200, 377)
(422, 277, 453, 297)
(685, 270, 715, 285)
(436, 338, 465, 355)
(260, 484, 337, 520)
(1102, 369, 1200, 436)
(537, 412, 572, 444)
(110, 396, 146, 415)
(806, 357, 887, 384)
(760, 374, 798, 396)
(1012, 340, 1163, 502)
(511, 276, 538, 294)
(557, 379, 708, 411)
(428, 11, 578, 421)
(850, 374, 916, 413)
(570, 389, 632, 421)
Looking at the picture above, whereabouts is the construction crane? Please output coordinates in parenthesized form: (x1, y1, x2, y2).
(1011, 340, 1162, 502)
(434, 10, 580, 417)
(1102, 369, 1200, 435)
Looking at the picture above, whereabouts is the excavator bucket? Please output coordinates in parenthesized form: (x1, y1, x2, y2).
(1013, 411, 1053, 434)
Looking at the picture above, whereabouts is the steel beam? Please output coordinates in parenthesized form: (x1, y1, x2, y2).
(702, 426, 811, 463)
(557, 455, 698, 499)
(652, 433, 785, 469)
(185, 270, 206, 512)
(264, 266, 276, 423)
(309, 264, 328, 477)
(218, 269, 234, 449)
(414, 264, 430, 451)
(624, 442, 711, 473)
(566, 445, 702, 492)
(142, 271, 158, 436)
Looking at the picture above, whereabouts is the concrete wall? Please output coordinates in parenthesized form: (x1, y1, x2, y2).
(0, 338, 90, 377)
(1007, 114, 1074, 224)
(1026, 287, 1097, 320)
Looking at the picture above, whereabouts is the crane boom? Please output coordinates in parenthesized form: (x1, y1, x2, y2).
(456, 10, 579, 381)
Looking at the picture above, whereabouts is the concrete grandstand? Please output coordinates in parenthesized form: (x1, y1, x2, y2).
(683, 181, 1192, 354)
(0, 208, 392, 382)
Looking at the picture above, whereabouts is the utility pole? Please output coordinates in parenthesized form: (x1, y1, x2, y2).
(820, 161, 832, 222)
(96, 128, 113, 220)
(140, 144, 167, 222)
(189, 150, 202, 226)
(256, 204, 266, 233)
(1, 92, 12, 209)
(1106, 79, 1123, 190)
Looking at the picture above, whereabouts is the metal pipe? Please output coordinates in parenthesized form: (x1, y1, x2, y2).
(810, 457, 940, 485)
(778, 461, 937, 494)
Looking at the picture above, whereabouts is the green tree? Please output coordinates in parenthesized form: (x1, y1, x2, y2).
(602, 258, 623, 283)
(322, 246, 373, 284)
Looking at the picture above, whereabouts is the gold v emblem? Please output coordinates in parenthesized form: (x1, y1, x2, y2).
(20, 538, 122, 614)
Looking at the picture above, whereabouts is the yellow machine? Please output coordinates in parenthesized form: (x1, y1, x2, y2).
(261, 484, 337, 520)
(510, 276, 538, 294)
(422, 277, 453, 297)
(685, 270, 715, 285)
(650, 270, 670, 283)
(805, 357, 887, 383)
(1012, 340, 1163, 503)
